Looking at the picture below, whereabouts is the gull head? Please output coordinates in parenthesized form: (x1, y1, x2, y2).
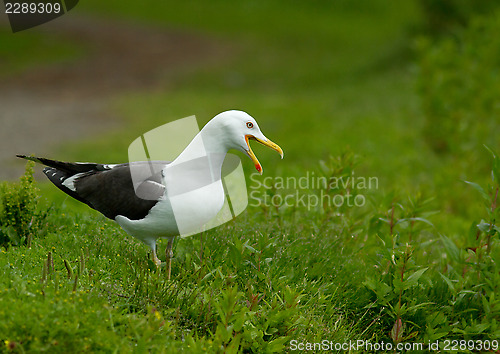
(206, 110, 283, 174)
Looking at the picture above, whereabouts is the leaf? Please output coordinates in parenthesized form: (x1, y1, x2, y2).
(469, 322, 490, 334)
(440, 235, 460, 263)
(406, 302, 434, 314)
(225, 335, 241, 354)
(477, 222, 492, 233)
(364, 278, 392, 302)
(406, 217, 435, 228)
(481, 295, 491, 314)
(244, 243, 257, 253)
(464, 181, 489, 201)
(393, 276, 404, 292)
(363, 277, 377, 292)
(201, 268, 217, 281)
(379, 218, 391, 224)
(391, 318, 404, 343)
(319, 160, 330, 176)
(484, 145, 500, 182)
(395, 219, 409, 229)
(439, 272, 457, 296)
(404, 267, 428, 289)
(267, 337, 289, 352)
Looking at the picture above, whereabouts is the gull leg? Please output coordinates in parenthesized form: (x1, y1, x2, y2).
(166, 237, 174, 280)
(152, 242, 161, 267)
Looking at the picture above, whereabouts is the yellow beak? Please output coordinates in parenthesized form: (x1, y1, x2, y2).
(245, 135, 284, 174)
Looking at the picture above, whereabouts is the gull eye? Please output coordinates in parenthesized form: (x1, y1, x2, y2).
(246, 122, 254, 129)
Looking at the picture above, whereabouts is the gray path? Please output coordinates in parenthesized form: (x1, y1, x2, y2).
(0, 15, 228, 180)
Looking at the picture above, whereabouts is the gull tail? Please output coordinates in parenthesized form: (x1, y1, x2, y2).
(16, 154, 105, 174)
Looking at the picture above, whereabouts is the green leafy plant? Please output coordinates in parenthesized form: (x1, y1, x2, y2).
(0, 161, 48, 248)
(464, 148, 499, 254)
(364, 194, 435, 344)
(423, 148, 500, 341)
(317, 148, 368, 237)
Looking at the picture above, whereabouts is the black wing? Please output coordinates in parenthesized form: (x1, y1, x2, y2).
(17, 155, 168, 220)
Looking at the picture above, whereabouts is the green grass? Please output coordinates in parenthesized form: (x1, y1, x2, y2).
(2, 0, 500, 352)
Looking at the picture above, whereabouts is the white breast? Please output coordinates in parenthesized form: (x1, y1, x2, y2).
(167, 180, 225, 235)
(115, 179, 225, 241)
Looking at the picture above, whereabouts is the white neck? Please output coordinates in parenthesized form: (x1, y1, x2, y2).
(164, 122, 228, 193)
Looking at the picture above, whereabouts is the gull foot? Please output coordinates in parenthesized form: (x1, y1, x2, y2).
(153, 256, 162, 267)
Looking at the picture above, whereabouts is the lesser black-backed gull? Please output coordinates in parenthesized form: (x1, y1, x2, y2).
(17, 110, 283, 279)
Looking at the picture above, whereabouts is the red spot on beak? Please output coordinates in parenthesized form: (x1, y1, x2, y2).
(255, 164, 262, 173)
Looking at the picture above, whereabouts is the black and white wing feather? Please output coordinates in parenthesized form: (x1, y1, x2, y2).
(17, 155, 167, 220)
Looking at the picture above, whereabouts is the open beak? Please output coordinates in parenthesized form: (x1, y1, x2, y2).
(245, 135, 284, 174)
